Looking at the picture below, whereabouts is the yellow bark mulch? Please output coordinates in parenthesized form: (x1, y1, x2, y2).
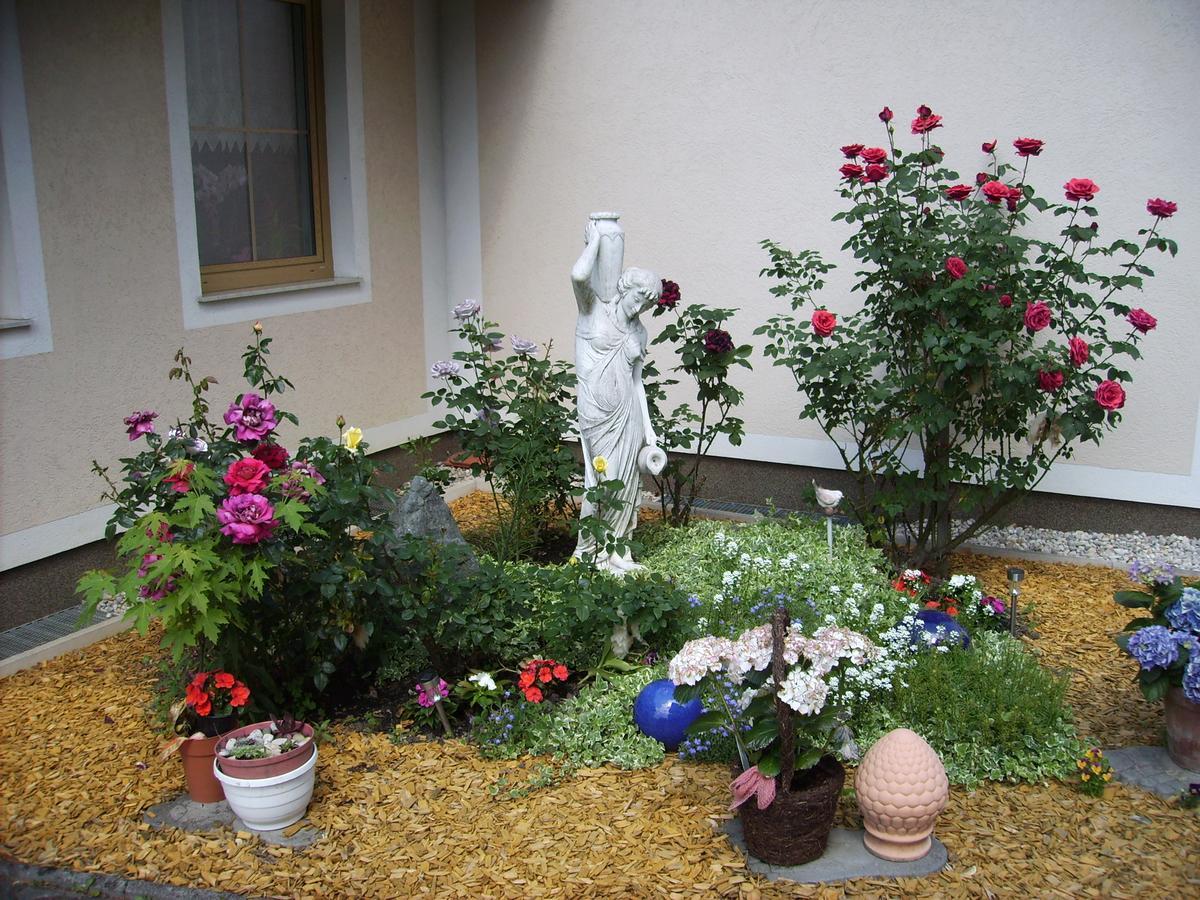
(1, 520, 1198, 897)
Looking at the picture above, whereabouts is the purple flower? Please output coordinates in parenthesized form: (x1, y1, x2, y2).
(1127, 625, 1180, 670)
(1167, 588, 1200, 634)
(1128, 559, 1177, 586)
(280, 460, 325, 501)
(136, 553, 162, 578)
(1186, 656, 1200, 704)
(430, 360, 460, 379)
(687, 594, 702, 608)
(510, 336, 539, 355)
(216, 493, 278, 545)
(223, 393, 278, 442)
(123, 410, 158, 441)
(453, 298, 481, 321)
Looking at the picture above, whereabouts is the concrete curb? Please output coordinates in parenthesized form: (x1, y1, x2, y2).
(0, 614, 132, 678)
(0, 858, 241, 899)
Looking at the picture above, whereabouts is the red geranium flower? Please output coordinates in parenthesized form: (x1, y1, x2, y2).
(191, 671, 209, 689)
(524, 687, 544, 704)
(946, 606, 959, 617)
(925, 600, 940, 610)
(194, 699, 212, 716)
(230, 684, 250, 707)
(553, 664, 569, 681)
(538, 666, 553, 683)
(518, 671, 534, 688)
(214, 672, 235, 689)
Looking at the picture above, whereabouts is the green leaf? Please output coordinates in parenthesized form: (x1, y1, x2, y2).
(1113, 590, 1154, 609)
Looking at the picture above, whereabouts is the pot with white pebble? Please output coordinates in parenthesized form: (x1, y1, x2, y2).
(215, 717, 315, 780)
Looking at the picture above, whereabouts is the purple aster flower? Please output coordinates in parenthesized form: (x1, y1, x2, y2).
(223, 393, 278, 442)
(453, 298, 480, 321)
(123, 410, 158, 441)
(1127, 625, 1180, 670)
(430, 360, 460, 379)
(510, 336, 539, 355)
(1167, 588, 1200, 634)
(216, 493, 278, 545)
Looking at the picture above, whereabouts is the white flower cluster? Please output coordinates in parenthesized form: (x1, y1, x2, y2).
(668, 635, 735, 685)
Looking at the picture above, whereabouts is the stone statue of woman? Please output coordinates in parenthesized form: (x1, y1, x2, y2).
(571, 212, 667, 574)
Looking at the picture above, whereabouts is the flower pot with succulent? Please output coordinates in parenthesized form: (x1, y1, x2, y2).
(214, 743, 318, 832)
(1114, 565, 1200, 772)
(160, 671, 251, 803)
(216, 717, 315, 780)
(669, 607, 884, 866)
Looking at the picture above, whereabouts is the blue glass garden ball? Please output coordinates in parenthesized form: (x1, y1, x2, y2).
(633, 679, 703, 750)
(908, 610, 971, 650)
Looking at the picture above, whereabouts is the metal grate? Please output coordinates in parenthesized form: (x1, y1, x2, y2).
(0, 604, 104, 661)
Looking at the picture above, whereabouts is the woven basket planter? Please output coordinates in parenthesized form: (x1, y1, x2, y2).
(737, 755, 845, 866)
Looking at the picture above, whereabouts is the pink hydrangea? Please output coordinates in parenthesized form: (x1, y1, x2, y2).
(668, 636, 735, 686)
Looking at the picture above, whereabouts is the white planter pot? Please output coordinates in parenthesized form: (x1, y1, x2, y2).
(213, 744, 318, 831)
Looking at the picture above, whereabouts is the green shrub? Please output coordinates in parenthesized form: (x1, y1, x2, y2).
(856, 633, 1081, 786)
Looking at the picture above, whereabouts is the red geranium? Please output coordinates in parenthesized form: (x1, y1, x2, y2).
(184, 671, 250, 719)
(517, 658, 569, 703)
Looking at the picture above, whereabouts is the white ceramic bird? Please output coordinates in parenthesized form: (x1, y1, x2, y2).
(813, 480, 843, 513)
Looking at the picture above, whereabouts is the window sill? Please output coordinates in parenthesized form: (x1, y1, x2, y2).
(198, 276, 362, 304)
(0, 318, 34, 331)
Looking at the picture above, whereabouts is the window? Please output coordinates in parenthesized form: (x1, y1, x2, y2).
(184, 0, 331, 293)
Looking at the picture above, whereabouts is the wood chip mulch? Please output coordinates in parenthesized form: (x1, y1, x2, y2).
(1, 513, 1197, 897)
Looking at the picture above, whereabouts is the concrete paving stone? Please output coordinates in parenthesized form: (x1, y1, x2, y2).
(144, 794, 322, 848)
(1107, 745, 1200, 798)
(724, 821, 948, 883)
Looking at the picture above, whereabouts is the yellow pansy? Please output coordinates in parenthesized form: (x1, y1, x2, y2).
(342, 426, 363, 451)
(592, 455, 607, 474)
(1102, 772, 1112, 782)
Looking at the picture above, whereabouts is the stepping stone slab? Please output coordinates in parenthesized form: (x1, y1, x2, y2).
(144, 795, 322, 847)
(1107, 745, 1200, 797)
(725, 821, 947, 883)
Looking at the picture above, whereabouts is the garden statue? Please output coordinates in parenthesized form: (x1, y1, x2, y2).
(571, 212, 667, 574)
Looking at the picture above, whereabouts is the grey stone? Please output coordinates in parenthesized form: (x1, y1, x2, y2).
(0, 858, 240, 898)
(1107, 745, 1200, 798)
(143, 794, 322, 848)
(384, 476, 478, 571)
(724, 821, 948, 883)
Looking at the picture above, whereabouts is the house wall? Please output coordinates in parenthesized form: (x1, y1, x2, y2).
(473, 0, 1200, 509)
(0, 0, 431, 558)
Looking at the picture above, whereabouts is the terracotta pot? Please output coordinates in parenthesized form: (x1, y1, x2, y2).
(856, 728, 949, 862)
(1165, 686, 1200, 772)
(216, 721, 315, 780)
(736, 756, 845, 866)
(179, 735, 225, 803)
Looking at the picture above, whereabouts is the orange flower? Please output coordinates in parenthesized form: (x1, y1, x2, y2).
(946, 606, 959, 617)
(552, 664, 569, 681)
(230, 684, 250, 707)
(214, 672, 234, 689)
(518, 671, 534, 689)
(524, 687, 544, 703)
(194, 699, 212, 716)
(925, 601, 940, 609)
(538, 667, 553, 683)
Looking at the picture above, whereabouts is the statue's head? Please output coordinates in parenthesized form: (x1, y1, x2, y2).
(616, 267, 661, 316)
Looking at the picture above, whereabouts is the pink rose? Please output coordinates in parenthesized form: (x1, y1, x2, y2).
(860, 147, 888, 164)
(1146, 198, 1177, 218)
(944, 257, 968, 280)
(224, 457, 272, 496)
(861, 163, 889, 183)
(911, 114, 943, 135)
(1127, 308, 1157, 333)
(1037, 370, 1064, 393)
(1068, 337, 1089, 367)
(1063, 178, 1099, 202)
(224, 393, 278, 442)
(1013, 137, 1045, 157)
(217, 493, 278, 545)
(1024, 301, 1052, 333)
(981, 139, 997, 153)
(998, 294, 1013, 309)
(982, 181, 1012, 204)
(811, 309, 837, 338)
(840, 143, 864, 159)
(839, 163, 864, 180)
(944, 184, 973, 201)
(1095, 380, 1126, 411)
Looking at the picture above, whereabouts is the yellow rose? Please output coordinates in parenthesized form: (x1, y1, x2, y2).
(342, 426, 363, 451)
(592, 455, 607, 474)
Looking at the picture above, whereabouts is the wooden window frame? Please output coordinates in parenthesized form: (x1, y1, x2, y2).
(192, 0, 333, 294)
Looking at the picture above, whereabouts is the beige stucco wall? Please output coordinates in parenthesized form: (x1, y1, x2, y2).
(475, 0, 1200, 487)
(0, 0, 426, 537)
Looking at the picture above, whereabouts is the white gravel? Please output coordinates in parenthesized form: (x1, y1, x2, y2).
(962, 521, 1200, 573)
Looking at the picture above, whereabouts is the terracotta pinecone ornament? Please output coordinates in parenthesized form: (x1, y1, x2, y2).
(855, 727, 949, 861)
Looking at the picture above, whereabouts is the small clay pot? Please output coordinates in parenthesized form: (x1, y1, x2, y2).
(179, 735, 225, 803)
(216, 721, 315, 780)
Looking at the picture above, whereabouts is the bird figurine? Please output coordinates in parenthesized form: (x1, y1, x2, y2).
(813, 481, 843, 514)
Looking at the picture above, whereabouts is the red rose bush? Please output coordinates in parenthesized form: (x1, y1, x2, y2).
(758, 105, 1178, 572)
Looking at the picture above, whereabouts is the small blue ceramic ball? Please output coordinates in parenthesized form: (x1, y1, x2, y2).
(633, 679, 703, 750)
(908, 609, 971, 650)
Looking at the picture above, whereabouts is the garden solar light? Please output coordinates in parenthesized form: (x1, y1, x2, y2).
(417, 669, 454, 736)
(1006, 567, 1024, 635)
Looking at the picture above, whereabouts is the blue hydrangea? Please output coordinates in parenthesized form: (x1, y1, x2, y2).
(1166, 587, 1200, 635)
(1127, 625, 1180, 670)
(1184, 655, 1200, 704)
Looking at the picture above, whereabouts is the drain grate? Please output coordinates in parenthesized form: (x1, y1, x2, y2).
(0, 604, 104, 661)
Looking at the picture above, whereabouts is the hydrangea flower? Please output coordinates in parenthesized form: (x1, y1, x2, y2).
(1166, 587, 1200, 634)
(1185, 655, 1200, 704)
(1126, 625, 1180, 670)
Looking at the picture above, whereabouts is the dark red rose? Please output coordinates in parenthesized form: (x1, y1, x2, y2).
(944, 257, 968, 280)
(976, 172, 990, 186)
(223, 457, 272, 495)
(861, 163, 889, 183)
(1037, 370, 1064, 393)
(1013, 137, 1044, 157)
(839, 163, 864, 180)
(982, 139, 997, 153)
(1063, 178, 1099, 202)
(917, 104, 932, 117)
(944, 184, 973, 201)
(1146, 197, 1177, 218)
(999, 294, 1013, 308)
(1127, 308, 1157, 333)
(860, 146, 888, 164)
(982, 181, 1011, 204)
(1068, 336, 1089, 367)
(1006, 195, 1019, 212)
(911, 114, 943, 135)
(811, 309, 837, 338)
(703, 328, 734, 354)
(1095, 380, 1126, 410)
(1024, 301, 1052, 333)
(879, 106, 894, 122)
(658, 279, 681, 309)
(251, 442, 289, 470)
(840, 143, 865, 159)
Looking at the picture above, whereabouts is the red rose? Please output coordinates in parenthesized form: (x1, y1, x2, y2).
(1128, 308, 1157, 333)
(1037, 370, 1064, 392)
(976, 172, 990, 186)
(1146, 197, 1177, 218)
(1095, 380, 1126, 410)
(861, 163, 889, 183)
(524, 687, 544, 704)
(251, 442, 289, 470)
(230, 683, 250, 707)
(840, 143, 864, 159)
(879, 106, 894, 122)
(552, 664, 569, 680)
(916, 104, 932, 117)
(839, 163, 864, 180)
(214, 672, 234, 689)
(1063, 178, 1099, 203)
(982, 139, 997, 153)
(911, 114, 943, 135)
(944, 184, 973, 201)
(1006, 195, 1019, 212)
(982, 181, 1011, 204)
(1024, 301, 1052, 333)
(999, 294, 1013, 308)
(944, 257, 968, 280)
(1013, 137, 1044, 157)
(1068, 337, 1089, 367)
(811, 309, 837, 338)
(860, 147, 888, 164)
(223, 457, 271, 496)
(703, 328, 734, 354)
(658, 279, 681, 309)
